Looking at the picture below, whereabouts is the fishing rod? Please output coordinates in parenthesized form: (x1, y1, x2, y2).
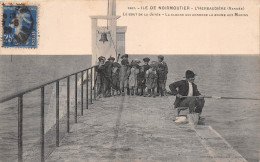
(179, 96, 260, 100)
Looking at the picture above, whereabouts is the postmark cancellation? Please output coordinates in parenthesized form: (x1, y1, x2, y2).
(1, 3, 38, 48)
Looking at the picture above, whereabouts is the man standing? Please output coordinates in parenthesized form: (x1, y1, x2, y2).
(169, 70, 205, 115)
(157, 55, 168, 96)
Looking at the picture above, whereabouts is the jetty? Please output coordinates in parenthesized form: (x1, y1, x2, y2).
(45, 95, 246, 161)
(0, 66, 247, 162)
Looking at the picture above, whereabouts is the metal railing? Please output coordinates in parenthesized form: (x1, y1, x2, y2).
(0, 65, 97, 162)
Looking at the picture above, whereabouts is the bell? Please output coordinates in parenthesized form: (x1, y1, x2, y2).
(99, 32, 108, 43)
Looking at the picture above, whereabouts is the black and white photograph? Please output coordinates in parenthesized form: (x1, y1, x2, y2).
(0, 0, 259, 161)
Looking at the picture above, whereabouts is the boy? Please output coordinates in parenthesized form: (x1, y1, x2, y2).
(139, 57, 150, 96)
(145, 61, 158, 97)
(129, 61, 140, 96)
(111, 62, 121, 96)
(119, 58, 130, 96)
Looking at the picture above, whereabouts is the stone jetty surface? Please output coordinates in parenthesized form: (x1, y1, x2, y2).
(46, 95, 246, 162)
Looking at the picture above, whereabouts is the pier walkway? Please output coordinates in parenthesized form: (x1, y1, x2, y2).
(46, 95, 246, 162)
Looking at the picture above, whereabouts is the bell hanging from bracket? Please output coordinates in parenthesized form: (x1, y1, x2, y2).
(99, 32, 108, 43)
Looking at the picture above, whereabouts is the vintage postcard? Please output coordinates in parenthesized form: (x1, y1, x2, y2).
(0, 0, 259, 161)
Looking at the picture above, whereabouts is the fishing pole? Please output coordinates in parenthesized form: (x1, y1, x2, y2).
(179, 96, 260, 100)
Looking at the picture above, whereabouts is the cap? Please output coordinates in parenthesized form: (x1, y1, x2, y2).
(121, 54, 128, 59)
(143, 57, 150, 62)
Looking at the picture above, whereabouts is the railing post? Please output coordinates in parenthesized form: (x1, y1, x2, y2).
(81, 71, 83, 115)
(75, 74, 77, 123)
(86, 70, 89, 109)
(56, 81, 59, 147)
(90, 68, 93, 104)
(94, 69, 96, 100)
(18, 95, 23, 162)
(67, 77, 70, 133)
(40, 87, 44, 162)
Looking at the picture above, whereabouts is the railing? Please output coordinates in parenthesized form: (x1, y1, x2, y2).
(0, 65, 97, 162)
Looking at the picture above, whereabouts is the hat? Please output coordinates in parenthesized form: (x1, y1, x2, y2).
(112, 62, 121, 68)
(143, 57, 150, 62)
(121, 54, 128, 59)
(98, 56, 105, 61)
(108, 56, 115, 61)
(158, 55, 164, 59)
(185, 70, 196, 79)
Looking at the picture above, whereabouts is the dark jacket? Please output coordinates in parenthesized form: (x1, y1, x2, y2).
(169, 80, 201, 107)
(104, 61, 113, 78)
(157, 61, 168, 80)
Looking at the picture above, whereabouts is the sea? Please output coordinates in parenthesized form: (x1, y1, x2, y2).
(0, 55, 259, 161)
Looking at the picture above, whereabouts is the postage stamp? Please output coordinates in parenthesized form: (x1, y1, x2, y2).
(2, 4, 37, 48)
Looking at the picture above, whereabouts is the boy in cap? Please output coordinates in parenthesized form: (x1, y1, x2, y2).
(157, 55, 168, 96)
(139, 57, 151, 96)
(102, 56, 115, 97)
(129, 61, 140, 96)
(145, 61, 158, 97)
(111, 62, 121, 96)
(169, 70, 205, 117)
(108, 56, 115, 63)
(95, 56, 106, 98)
(119, 57, 130, 96)
(121, 54, 129, 62)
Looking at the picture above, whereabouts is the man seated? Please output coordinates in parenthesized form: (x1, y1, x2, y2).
(169, 70, 205, 116)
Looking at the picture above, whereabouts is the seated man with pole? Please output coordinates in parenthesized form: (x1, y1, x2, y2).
(169, 70, 205, 116)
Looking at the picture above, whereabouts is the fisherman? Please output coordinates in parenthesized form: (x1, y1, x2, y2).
(145, 61, 158, 97)
(111, 62, 121, 96)
(139, 57, 151, 96)
(157, 55, 168, 96)
(95, 56, 106, 98)
(119, 54, 130, 96)
(169, 70, 205, 115)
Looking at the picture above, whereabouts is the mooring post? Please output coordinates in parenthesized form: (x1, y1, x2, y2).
(56, 81, 59, 147)
(40, 87, 44, 162)
(18, 95, 23, 162)
(75, 74, 77, 123)
(67, 77, 70, 133)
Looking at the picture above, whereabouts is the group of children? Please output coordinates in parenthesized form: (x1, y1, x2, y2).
(95, 54, 168, 98)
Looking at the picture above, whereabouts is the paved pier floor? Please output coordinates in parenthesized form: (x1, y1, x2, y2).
(46, 95, 246, 162)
